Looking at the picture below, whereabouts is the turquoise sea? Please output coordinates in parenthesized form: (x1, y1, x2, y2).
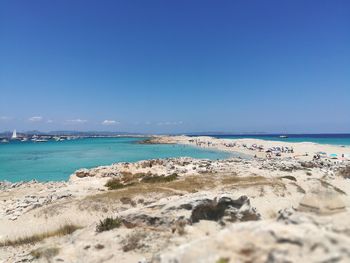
(0, 137, 232, 182)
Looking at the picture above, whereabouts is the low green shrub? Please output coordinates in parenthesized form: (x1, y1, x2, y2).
(141, 173, 178, 183)
(96, 217, 122, 232)
(105, 178, 134, 190)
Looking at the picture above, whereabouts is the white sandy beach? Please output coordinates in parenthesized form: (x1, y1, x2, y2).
(150, 135, 350, 161)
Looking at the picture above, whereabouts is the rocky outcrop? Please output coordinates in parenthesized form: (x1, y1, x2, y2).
(156, 209, 350, 263)
(1, 191, 72, 220)
(75, 168, 92, 178)
(121, 196, 260, 230)
(190, 196, 260, 223)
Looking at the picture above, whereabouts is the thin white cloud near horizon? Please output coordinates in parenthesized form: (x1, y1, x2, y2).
(66, 119, 88, 124)
(102, 120, 119, 125)
(157, 121, 183, 126)
(28, 116, 43, 122)
(0, 116, 12, 121)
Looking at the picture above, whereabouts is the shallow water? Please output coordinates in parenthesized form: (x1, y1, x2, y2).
(0, 137, 232, 182)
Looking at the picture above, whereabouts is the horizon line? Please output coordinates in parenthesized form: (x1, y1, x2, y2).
(1, 130, 350, 136)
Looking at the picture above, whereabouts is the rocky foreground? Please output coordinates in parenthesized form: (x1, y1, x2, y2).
(1, 155, 350, 262)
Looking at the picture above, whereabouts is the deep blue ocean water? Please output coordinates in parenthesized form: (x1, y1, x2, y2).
(211, 134, 350, 146)
(0, 137, 232, 182)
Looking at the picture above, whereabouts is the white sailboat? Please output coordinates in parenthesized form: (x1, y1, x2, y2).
(11, 129, 17, 140)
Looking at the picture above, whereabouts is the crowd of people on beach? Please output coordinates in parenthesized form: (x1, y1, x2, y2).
(190, 139, 215, 147)
(188, 137, 349, 162)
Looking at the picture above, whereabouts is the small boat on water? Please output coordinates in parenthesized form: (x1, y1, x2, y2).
(279, 135, 288, 138)
(33, 139, 48, 143)
(1, 139, 9, 143)
(11, 129, 17, 139)
(11, 129, 21, 140)
(31, 135, 49, 142)
(53, 136, 65, 141)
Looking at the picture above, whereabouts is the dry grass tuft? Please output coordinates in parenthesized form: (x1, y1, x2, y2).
(86, 184, 173, 205)
(31, 247, 59, 260)
(96, 217, 122, 232)
(105, 178, 135, 190)
(290, 182, 306, 194)
(0, 224, 81, 247)
(216, 258, 229, 263)
(120, 197, 137, 207)
(279, 175, 297, 181)
(105, 173, 178, 190)
(141, 173, 178, 183)
(87, 173, 286, 206)
(338, 166, 350, 179)
(120, 171, 149, 182)
(318, 179, 347, 195)
(122, 232, 147, 252)
(222, 175, 267, 185)
(171, 218, 188, 235)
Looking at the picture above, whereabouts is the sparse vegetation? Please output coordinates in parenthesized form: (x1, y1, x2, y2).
(133, 172, 151, 178)
(87, 173, 286, 207)
(0, 224, 80, 247)
(105, 173, 178, 190)
(291, 182, 306, 194)
(259, 186, 265, 197)
(216, 258, 229, 263)
(338, 166, 350, 179)
(171, 218, 187, 235)
(300, 161, 318, 168)
(122, 232, 146, 252)
(120, 197, 136, 207)
(105, 178, 135, 190)
(318, 179, 347, 195)
(120, 171, 149, 182)
(279, 175, 297, 181)
(31, 247, 59, 260)
(94, 243, 105, 250)
(141, 173, 178, 183)
(96, 217, 122, 232)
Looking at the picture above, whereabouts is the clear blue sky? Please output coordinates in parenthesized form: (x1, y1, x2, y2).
(0, 0, 349, 133)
